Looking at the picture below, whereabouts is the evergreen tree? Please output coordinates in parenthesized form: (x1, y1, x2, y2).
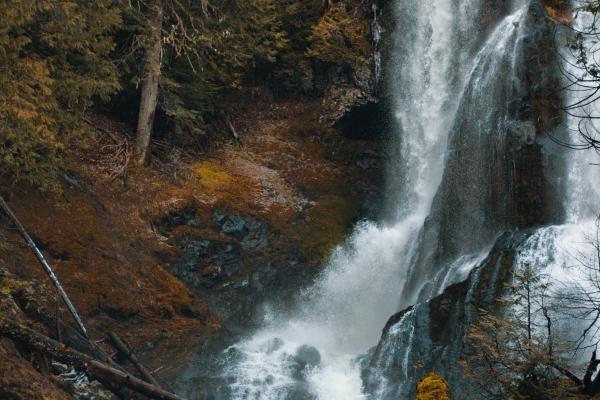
(307, 2, 371, 68)
(0, 0, 120, 191)
(128, 0, 209, 166)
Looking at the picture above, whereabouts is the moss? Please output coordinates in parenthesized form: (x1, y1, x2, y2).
(416, 373, 451, 400)
(194, 161, 236, 192)
(0, 275, 28, 296)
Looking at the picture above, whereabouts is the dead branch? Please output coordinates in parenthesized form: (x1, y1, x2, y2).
(226, 117, 240, 141)
(0, 195, 89, 339)
(551, 363, 582, 387)
(0, 318, 186, 400)
(108, 331, 162, 388)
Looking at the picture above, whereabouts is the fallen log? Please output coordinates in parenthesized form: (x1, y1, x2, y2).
(0, 195, 89, 339)
(108, 331, 162, 388)
(0, 318, 185, 400)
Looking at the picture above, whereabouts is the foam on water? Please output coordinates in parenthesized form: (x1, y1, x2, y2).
(221, 218, 422, 399)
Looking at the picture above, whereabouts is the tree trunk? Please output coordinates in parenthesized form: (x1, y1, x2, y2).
(134, 0, 164, 166)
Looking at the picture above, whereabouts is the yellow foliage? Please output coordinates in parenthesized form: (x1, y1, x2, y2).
(416, 373, 451, 400)
(307, 3, 371, 66)
(0, 0, 120, 191)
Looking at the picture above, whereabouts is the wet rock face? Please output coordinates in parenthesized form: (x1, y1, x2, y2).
(402, 1, 565, 300)
(363, 231, 534, 399)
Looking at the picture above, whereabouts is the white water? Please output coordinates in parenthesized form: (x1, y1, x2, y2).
(212, 2, 537, 400)
(218, 1, 480, 399)
(509, 7, 600, 356)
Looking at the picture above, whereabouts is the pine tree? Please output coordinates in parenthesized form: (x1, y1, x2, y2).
(129, 0, 208, 166)
(0, 0, 120, 191)
(463, 264, 572, 399)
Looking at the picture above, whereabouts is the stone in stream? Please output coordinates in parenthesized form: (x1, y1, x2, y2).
(290, 345, 321, 381)
(294, 345, 321, 368)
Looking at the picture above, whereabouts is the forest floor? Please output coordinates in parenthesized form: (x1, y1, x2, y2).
(0, 97, 382, 399)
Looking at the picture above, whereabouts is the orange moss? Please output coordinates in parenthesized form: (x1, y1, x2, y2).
(0, 182, 219, 382)
(416, 373, 451, 400)
(194, 161, 236, 191)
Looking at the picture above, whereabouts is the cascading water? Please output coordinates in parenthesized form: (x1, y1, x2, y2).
(177, 0, 600, 399)
(508, 4, 600, 360)
(190, 1, 483, 397)
(362, 2, 540, 397)
(364, 0, 600, 397)
(177, 1, 496, 399)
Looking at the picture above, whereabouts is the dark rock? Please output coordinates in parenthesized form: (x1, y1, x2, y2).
(357, 157, 378, 170)
(169, 238, 242, 289)
(293, 345, 321, 369)
(363, 230, 535, 399)
(213, 211, 269, 250)
(242, 218, 268, 250)
(220, 214, 246, 237)
(290, 345, 321, 382)
(180, 305, 206, 320)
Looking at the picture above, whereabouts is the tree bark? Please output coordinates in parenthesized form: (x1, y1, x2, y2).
(0, 318, 185, 400)
(134, 0, 164, 166)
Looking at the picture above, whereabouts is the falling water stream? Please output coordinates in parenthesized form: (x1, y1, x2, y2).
(178, 1, 600, 399)
(199, 1, 529, 399)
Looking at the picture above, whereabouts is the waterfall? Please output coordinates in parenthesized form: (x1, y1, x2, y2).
(364, 1, 600, 398)
(177, 0, 600, 399)
(178, 1, 499, 398)
(508, 3, 600, 361)
(362, 3, 537, 397)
